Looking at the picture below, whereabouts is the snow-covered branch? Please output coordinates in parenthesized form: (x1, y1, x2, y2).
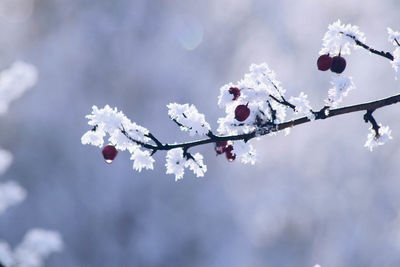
(82, 20, 400, 180)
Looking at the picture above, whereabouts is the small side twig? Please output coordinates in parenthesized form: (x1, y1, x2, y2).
(363, 110, 380, 137)
(341, 32, 394, 61)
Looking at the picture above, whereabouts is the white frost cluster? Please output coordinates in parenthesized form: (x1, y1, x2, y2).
(364, 124, 392, 151)
(217, 63, 287, 135)
(387, 27, 400, 46)
(325, 76, 355, 108)
(0, 149, 13, 176)
(0, 229, 63, 267)
(0, 181, 27, 215)
(130, 149, 155, 172)
(167, 103, 211, 136)
(391, 48, 400, 77)
(232, 141, 257, 165)
(289, 92, 314, 119)
(0, 62, 38, 115)
(320, 20, 366, 56)
(387, 28, 400, 78)
(82, 105, 155, 172)
(165, 148, 207, 180)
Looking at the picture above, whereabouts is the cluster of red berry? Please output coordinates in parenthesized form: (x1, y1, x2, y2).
(214, 141, 236, 161)
(213, 87, 253, 162)
(229, 87, 250, 122)
(317, 54, 346, 74)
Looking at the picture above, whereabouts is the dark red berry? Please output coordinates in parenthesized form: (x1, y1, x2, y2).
(330, 56, 346, 74)
(102, 145, 118, 164)
(234, 104, 250, 122)
(317, 54, 333, 71)
(225, 145, 236, 162)
(228, 87, 241, 100)
(214, 141, 228, 155)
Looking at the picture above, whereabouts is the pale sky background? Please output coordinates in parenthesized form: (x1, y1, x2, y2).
(0, 0, 400, 266)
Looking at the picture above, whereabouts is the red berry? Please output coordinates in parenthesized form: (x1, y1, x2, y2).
(102, 145, 118, 164)
(330, 56, 346, 74)
(228, 87, 241, 100)
(225, 145, 236, 162)
(215, 141, 228, 155)
(234, 104, 250, 122)
(317, 54, 333, 71)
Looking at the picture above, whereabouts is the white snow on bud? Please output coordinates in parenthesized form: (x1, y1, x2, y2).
(0, 242, 14, 267)
(166, 148, 186, 181)
(167, 103, 211, 136)
(289, 92, 314, 119)
(0, 149, 13, 176)
(387, 27, 400, 46)
(0, 62, 38, 115)
(14, 229, 63, 267)
(130, 149, 155, 172)
(185, 153, 207, 177)
(325, 76, 355, 108)
(320, 20, 365, 56)
(217, 63, 287, 136)
(0, 181, 27, 215)
(81, 129, 105, 147)
(232, 141, 257, 165)
(364, 124, 392, 151)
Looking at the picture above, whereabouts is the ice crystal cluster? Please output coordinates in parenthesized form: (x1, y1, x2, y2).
(82, 20, 399, 179)
(0, 62, 37, 214)
(320, 19, 366, 56)
(364, 125, 393, 151)
(167, 103, 211, 136)
(387, 27, 400, 77)
(0, 229, 63, 267)
(81, 105, 155, 172)
(0, 62, 36, 216)
(0, 149, 12, 176)
(0, 181, 27, 215)
(166, 148, 207, 180)
(218, 63, 290, 134)
(324, 76, 355, 108)
(0, 62, 38, 115)
(0, 62, 63, 266)
(0, 62, 36, 215)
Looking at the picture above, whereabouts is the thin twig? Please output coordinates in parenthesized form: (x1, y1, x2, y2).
(363, 110, 380, 137)
(341, 32, 394, 61)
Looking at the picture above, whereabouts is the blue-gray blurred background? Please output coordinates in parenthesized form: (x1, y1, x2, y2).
(0, 0, 400, 266)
